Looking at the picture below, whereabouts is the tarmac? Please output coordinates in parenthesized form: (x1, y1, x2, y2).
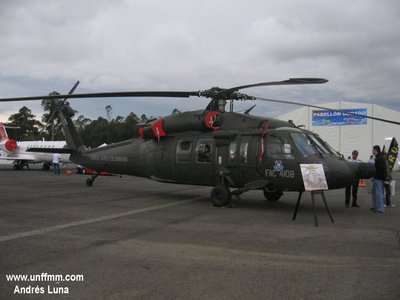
(0, 164, 399, 299)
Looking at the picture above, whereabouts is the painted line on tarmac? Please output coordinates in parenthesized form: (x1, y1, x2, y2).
(0, 197, 202, 242)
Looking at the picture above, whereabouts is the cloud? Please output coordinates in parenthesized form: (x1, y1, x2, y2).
(0, 0, 399, 122)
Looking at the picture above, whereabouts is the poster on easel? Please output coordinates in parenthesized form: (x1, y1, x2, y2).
(300, 164, 328, 191)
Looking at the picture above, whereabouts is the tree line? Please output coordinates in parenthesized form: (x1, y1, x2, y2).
(3, 99, 173, 148)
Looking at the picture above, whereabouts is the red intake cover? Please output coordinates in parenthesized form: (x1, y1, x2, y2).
(138, 127, 144, 139)
(5, 139, 17, 152)
(151, 119, 167, 138)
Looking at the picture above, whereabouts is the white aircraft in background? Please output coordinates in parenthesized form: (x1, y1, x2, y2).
(0, 123, 70, 170)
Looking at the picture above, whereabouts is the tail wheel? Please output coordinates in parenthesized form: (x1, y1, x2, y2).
(211, 185, 232, 207)
(263, 189, 283, 201)
(86, 178, 93, 187)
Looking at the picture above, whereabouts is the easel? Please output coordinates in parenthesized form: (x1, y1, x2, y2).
(292, 190, 335, 226)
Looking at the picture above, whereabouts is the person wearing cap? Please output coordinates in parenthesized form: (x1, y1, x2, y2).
(383, 153, 395, 208)
(371, 145, 386, 213)
(345, 150, 361, 207)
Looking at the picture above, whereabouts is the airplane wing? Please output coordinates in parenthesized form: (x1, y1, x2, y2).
(0, 153, 37, 161)
(26, 147, 73, 154)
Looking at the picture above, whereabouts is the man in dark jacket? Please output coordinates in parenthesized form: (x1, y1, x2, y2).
(383, 154, 396, 208)
(371, 145, 386, 213)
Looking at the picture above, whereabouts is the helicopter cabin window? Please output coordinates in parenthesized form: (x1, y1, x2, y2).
(267, 135, 294, 159)
(229, 141, 237, 161)
(176, 140, 193, 163)
(196, 140, 214, 163)
(239, 142, 248, 164)
(290, 133, 318, 157)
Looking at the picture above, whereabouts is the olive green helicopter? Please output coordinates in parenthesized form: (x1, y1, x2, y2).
(1, 78, 397, 208)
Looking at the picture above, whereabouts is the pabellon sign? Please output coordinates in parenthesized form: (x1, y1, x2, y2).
(312, 108, 367, 126)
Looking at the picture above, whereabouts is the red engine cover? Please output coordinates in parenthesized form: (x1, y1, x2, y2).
(5, 139, 17, 152)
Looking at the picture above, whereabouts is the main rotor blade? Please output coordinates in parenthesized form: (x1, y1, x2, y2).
(221, 78, 328, 95)
(255, 96, 400, 126)
(0, 91, 200, 102)
(0, 79, 326, 102)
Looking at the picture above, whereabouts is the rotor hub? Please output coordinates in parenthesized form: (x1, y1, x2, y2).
(199, 87, 255, 101)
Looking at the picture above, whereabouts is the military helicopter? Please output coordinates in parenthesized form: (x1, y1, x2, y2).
(1, 78, 393, 207)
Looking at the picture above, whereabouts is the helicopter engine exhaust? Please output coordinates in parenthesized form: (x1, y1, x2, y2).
(4, 139, 18, 152)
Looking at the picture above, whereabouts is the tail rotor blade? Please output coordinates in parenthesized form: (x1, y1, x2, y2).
(40, 81, 80, 135)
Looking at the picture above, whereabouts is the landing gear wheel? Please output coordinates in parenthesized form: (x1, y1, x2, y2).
(86, 178, 93, 187)
(263, 189, 283, 201)
(211, 185, 232, 207)
(86, 172, 99, 187)
(42, 163, 51, 170)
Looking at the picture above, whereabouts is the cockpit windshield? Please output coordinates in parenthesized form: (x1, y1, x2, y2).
(290, 132, 338, 157)
(307, 134, 332, 154)
(290, 133, 318, 157)
(313, 135, 339, 156)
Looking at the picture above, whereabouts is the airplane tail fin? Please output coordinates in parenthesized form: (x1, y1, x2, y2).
(0, 123, 9, 141)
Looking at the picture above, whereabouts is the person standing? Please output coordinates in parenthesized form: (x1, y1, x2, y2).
(345, 150, 361, 207)
(384, 157, 395, 208)
(52, 153, 61, 175)
(371, 145, 386, 213)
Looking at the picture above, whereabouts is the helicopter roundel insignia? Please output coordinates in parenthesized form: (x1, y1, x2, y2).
(274, 160, 284, 172)
(205, 111, 220, 130)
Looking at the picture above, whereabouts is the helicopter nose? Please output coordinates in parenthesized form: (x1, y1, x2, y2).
(357, 162, 375, 179)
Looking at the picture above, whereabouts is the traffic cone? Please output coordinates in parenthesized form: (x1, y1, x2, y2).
(359, 179, 366, 187)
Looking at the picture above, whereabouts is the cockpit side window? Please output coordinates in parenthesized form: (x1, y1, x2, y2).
(267, 135, 294, 159)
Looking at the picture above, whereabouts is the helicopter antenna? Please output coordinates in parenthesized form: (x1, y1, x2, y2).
(244, 105, 256, 115)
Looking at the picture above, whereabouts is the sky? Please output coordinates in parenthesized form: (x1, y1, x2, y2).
(0, 0, 399, 123)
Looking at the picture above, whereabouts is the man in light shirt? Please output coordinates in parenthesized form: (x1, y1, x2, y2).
(52, 153, 61, 175)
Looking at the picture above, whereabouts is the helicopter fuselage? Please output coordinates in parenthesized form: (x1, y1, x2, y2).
(72, 111, 374, 194)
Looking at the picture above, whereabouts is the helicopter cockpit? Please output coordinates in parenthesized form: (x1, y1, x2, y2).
(272, 128, 339, 158)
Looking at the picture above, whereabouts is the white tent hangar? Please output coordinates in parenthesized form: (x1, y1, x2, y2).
(275, 101, 400, 168)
